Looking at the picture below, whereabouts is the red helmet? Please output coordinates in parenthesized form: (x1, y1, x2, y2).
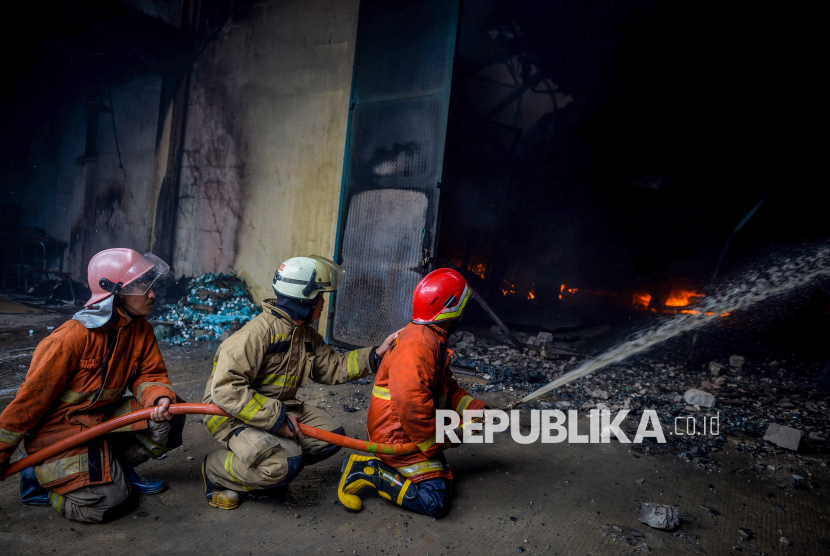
(411, 268, 472, 324)
(85, 249, 169, 307)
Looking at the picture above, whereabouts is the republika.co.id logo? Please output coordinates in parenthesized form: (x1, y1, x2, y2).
(436, 409, 720, 444)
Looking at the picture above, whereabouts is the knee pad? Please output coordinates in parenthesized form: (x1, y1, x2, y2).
(269, 454, 305, 488)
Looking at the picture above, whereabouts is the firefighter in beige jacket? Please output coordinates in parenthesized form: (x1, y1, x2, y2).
(201, 256, 399, 510)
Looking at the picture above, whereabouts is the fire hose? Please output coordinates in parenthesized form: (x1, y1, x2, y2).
(0, 403, 417, 481)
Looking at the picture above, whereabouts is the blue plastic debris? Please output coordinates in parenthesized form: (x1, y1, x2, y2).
(156, 273, 261, 346)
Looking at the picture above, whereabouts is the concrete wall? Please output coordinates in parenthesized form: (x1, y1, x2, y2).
(10, 0, 359, 336)
(174, 0, 359, 331)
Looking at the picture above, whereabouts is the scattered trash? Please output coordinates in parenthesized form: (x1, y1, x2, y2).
(155, 273, 261, 345)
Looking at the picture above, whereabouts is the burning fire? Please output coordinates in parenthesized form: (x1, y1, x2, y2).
(632, 292, 651, 309)
(501, 283, 516, 296)
(528, 291, 535, 300)
(469, 262, 487, 280)
(665, 289, 706, 307)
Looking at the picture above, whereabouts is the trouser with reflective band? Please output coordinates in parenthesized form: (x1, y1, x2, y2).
(45, 418, 181, 524)
(204, 403, 343, 492)
(399, 477, 452, 519)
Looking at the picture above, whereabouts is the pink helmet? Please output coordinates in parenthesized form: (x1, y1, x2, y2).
(85, 248, 169, 307)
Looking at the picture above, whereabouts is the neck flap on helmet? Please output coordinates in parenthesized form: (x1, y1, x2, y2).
(72, 295, 115, 329)
(274, 291, 317, 324)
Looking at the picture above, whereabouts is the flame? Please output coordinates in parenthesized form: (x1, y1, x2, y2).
(665, 289, 705, 307)
(568, 288, 578, 294)
(559, 284, 565, 299)
(632, 292, 652, 308)
(720, 312, 730, 317)
(501, 283, 516, 296)
(680, 309, 701, 315)
(469, 262, 487, 280)
(528, 291, 535, 300)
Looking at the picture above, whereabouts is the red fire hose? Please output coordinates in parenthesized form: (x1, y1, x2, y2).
(1, 403, 417, 481)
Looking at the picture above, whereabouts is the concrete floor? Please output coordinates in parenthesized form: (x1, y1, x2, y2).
(2, 309, 829, 555)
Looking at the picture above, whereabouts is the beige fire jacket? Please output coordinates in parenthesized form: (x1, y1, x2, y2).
(202, 299, 380, 441)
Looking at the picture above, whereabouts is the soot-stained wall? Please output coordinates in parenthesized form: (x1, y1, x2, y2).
(9, 0, 359, 335)
(174, 0, 359, 323)
(13, 75, 163, 280)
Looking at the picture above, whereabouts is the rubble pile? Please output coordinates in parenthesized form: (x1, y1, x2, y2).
(448, 326, 830, 466)
(155, 273, 261, 345)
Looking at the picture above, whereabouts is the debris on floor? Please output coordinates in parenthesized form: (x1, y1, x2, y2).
(638, 503, 680, 530)
(446, 325, 830, 466)
(154, 273, 261, 345)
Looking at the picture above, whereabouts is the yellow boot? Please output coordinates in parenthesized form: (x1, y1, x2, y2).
(202, 460, 240, 510)
(337, 454, 414, 511)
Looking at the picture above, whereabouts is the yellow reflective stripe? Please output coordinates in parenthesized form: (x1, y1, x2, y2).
(0, 427, 24, 446)
(224, 452, 252, 492)
(270, 334, 287, 343)
(136, 381, 175, 399)
(35, 453, 89, 484)
(56, 388, 124, 404)
(206, 415, 229, 434)
(258, 374, 301, 388)
(397, 460, 446, 478)
(110, 399, 135, 432)
(372, 385, 391, 400)
(212, 360, 217, 374)
(136, 433, 168, 457)
(347, 350, 360, 380)
(237, 393, 268, 423)
(49, 491, 65, 514)
(397, 479, 413, 505)
(416, 435, 436, 452)
(434, 286, 471, 321)
(455, 395, 474, 414)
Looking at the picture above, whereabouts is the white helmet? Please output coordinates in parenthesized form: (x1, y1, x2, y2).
(273, 256, 345, 300)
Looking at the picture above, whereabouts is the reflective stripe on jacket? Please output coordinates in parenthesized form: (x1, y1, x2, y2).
(366, 322, 487, 482)
(202, 299, 379, 441)
(0, 314, 176, 493)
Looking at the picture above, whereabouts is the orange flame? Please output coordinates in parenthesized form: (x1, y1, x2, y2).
(469, 262, 487, 280)
(632, 292, 652, 308)
(501, 283, 516, 296)
(665, 289, 706, 307)
(720, 312, 730, 317)
(528, 291, 535, 300)
(559, 284, 565, 299)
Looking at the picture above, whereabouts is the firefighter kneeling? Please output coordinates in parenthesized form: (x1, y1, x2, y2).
(201, 256, 400, 510)
(0, 249, 184, 523)
(337, 268, 488, 519)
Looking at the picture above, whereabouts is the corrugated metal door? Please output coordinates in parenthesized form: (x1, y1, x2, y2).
(329, 0, 459, 347)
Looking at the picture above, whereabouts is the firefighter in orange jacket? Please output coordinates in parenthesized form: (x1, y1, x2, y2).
(337, 268, 488, 518)
(0, 249, 183, 524)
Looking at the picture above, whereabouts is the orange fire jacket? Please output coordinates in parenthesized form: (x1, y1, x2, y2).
(366, 322, 486, 483)
(0, 313, 175, 493)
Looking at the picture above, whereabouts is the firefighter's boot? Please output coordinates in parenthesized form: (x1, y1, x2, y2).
(20, 465, 50, 507)
(202, 459, 240, 510)
(337, 454, 416, 511)
(123, 465, 166, 495)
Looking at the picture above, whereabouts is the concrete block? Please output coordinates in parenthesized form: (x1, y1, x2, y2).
(537, 332, 553, 343)
(638, 503, 679, 530)
(763, 423, 802, 451)
(683, 388, 716, 408)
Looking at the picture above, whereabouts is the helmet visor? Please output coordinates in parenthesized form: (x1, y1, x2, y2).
(310, 256, 346, 292)
(119, 253, 170, 296)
